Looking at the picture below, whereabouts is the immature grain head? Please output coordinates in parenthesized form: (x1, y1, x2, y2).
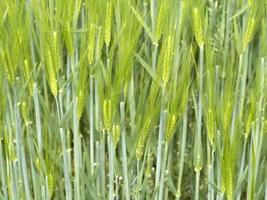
(103, 99, 112, 132)
(47, 49, 58, 96)
(192, 7, 204, 47)
(112, 124, 120, 147)
(165, 114, 177, 143)
(206, 108, 215, 145)
(104, 0, 113, 47)
(1, 50, 14, 84)
(48, 173, 55, 199)
(155, 3, 166, 42)
(64, 23, 74, 57)
(223, 103, 232, 132)
(88, 23, 96, 65)
(244, 111, 253, 138)
(52, 31, 61, 72)
(77, 87, 85, 120)
(23, 59, 33, 96)
(162, 34, 174, 87)
(136, 118, 151, 160)
(243, 16, 256, 49)
(21, 101, 30, 126)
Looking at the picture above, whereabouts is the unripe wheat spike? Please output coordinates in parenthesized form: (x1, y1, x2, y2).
(88, 24, 96, 65)
(136, 118, 151, 160)
(104, 0, 113, 47)
(47, 50, 58, 96)
(162, 34, 174, 87)
(192, 7, 204, 46)
(243, 17, 256, 49)
(103, 99, 112, 131)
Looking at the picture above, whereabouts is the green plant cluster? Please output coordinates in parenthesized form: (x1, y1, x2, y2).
(0, 0, 267, 199)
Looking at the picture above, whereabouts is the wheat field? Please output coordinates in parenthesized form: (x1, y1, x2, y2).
(0, 0, 267, 199)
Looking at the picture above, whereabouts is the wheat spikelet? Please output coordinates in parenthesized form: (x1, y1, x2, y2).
(222, 156, 233, 200)
(206, 108, 215, 145)
(52, 31, 61, 72)
(47, 50, 58, 96)
(180, 90, 188, 113)
(64, 23, 74, 57)
(223, 103, 232, 132)
(104, 0, 113, 47)
(97, 26, 104, 57)
(48, 173, 55, 199)
(35, 158, 41, 172)
(23, 59, 34, 96)
(244, 111, 253, 138)
(136, 118, 151, 160)
(88, 24, 96, 65)
(77, 87, 85, 120)
(225, 165, 233, 200)
(103, 99, 112, 131)
(165, 114, 177, 142)
(1, 50, 14, 84)
(221, 158, 227, 194)
(112, 124, 120, 147)
(155, 3, 166, 42)
(21, 101, 29, 125)
(162, 34, 174, 87)
(192, 7, 204, 46)
(243, 17, 256, 49)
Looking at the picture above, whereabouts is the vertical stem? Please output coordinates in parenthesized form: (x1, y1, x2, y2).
(120, 102, 130, 200)
(108, 133, 114, 200)
(158, 141, 168, 200)
(194, 44, 204, 200)
(60, 128, 72, 200)
(100, 130, 106, 199)
(73, 96, 81, 200)
(0, 139, 8, 200)
(236, 139, 247, 200)
(195, 171, 200, 200)
(155, 87, 166, 198)
(175, 106, 188, 200)
(33, 83, 42, 153)
(89, 75, 94, 175)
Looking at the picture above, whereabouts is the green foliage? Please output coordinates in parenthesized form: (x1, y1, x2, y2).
(0, 0, 266, 200)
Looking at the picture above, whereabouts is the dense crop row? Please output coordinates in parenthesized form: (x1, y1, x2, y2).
(0, 0, 267, 199)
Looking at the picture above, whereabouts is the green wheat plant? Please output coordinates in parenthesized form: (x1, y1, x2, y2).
(0, 0, 266, 200)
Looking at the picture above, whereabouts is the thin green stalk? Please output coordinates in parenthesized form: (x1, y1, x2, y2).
(33, 83, 42, 152)
(108, 133, 114, 200)
(100, 130, 106, 199)
(246, 139, 255, 200)
(158, 141, 168, 200)
(89, 75, 94, 175)
(175, 106, 188, 199)
(10, 161, 19, 200)
(236, 138, 247, 200)
(95, 79, 101, 197)
(237, 51, 248, 121)
(150, 0, 157, 34)
(195, 171, 200, 200)
(0, 139, 8, 200)
(207, 149, 214, 200)
(194, 44, 204, 200)
(154, 88, 166, 198)
(120, 102, 130, 200)
(15, 104, 31, 200)
(60, 128, 72, 200)
(129, 69, 136, 134)
(73, 96, 81, 200)
(255, 58, 265, 174)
